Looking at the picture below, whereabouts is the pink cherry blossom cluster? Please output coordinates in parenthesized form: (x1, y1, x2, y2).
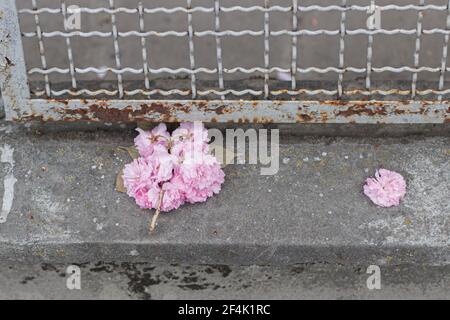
(363, 168, 406, 207)
(123, 123, 225, 212)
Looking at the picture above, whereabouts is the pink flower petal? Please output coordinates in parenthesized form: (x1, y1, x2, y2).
(134, 123, 170, 158)
(363, 169, 406, 207)
(124, 122, 225, 213)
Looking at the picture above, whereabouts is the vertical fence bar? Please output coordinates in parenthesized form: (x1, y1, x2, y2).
(138, 2, 150, 93)
(338, 0, 347, 98)
(214, 0, 224, 99)
(0, 0, 30, 120)
(31, 0, 51, 97)
(187, 0, 197, 99)
(366, 0, 375, 97)
(438, 0, 450, 101)
(263, 0, 270, 98)
(61, 0, 77, 90)
(108, 0, 124, 98)
(291, 0, 298, 91)
(412, 0, 425, 99)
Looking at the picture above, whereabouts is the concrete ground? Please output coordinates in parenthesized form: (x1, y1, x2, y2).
(0, 262, 449, 300)
(0, 120, 449, 299)
(0, 121, 449, 265)
(2, 0, 450, 300)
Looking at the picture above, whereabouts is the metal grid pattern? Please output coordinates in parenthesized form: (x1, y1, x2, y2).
(15, 0, 450, 99)
(0, 0, 449, 123)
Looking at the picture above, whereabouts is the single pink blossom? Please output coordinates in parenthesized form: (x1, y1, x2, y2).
(363, 169, 406, 207)
(172, 122, 209, 144)
(122, 157, 153, 195)
(147, 183, 162, 209)
(133, 185, 153, 209)
(178, 154, 225, 203)
(160, 180, 186, 212)
(172, 122, 209, 156)
(147, 145, 177, 183)
(134, 123, 170, 157)
(123, 158, 159, 209)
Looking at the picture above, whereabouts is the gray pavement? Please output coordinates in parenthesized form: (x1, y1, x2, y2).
(0, 262, 448, 299)
(3, 0, 450, 300)
(0, 120, 448, 266)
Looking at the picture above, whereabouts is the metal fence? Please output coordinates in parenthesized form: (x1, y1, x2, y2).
(0, 0, 449, 123)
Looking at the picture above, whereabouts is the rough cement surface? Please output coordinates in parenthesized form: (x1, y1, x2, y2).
(0, 121, 448, 265)
(0, 262, 448, 300)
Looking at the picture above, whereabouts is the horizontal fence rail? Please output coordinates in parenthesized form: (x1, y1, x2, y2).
(0, 0, 449, 123)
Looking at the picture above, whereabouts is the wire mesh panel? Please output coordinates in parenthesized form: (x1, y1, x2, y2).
(1, 0, 449, 123)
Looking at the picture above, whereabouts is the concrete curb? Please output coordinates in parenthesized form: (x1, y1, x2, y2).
(0, 122, 448, 265)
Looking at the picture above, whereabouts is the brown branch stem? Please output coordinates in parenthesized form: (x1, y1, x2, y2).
(149, 189, 165, 233)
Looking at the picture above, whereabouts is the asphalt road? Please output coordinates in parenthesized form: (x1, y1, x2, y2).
(0, 262, 449, 299)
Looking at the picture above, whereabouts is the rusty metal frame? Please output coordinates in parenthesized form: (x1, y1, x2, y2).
(7, 99, 449, 123)
(0, 1, 449, 124)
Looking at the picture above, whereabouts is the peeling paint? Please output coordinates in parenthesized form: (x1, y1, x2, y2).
(0, 144, 16, 223)
(7, 99, 450, 123)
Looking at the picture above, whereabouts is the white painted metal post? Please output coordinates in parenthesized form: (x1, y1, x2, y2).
(0, 0, 30, 120)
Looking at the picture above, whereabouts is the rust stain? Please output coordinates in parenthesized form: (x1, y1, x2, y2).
(319, 111, 329, 122)
(336, 104, 388, 117)
(296, 113, 313, 122)
(213, 104, 230, 115)
(394, 109, 406, 115)
(14, 98, 449, 123)
(173, 102, 190, 113)
(89, 105, 132, 122)
(253, 117, 274, 123)
(47, 99, 69, 106)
